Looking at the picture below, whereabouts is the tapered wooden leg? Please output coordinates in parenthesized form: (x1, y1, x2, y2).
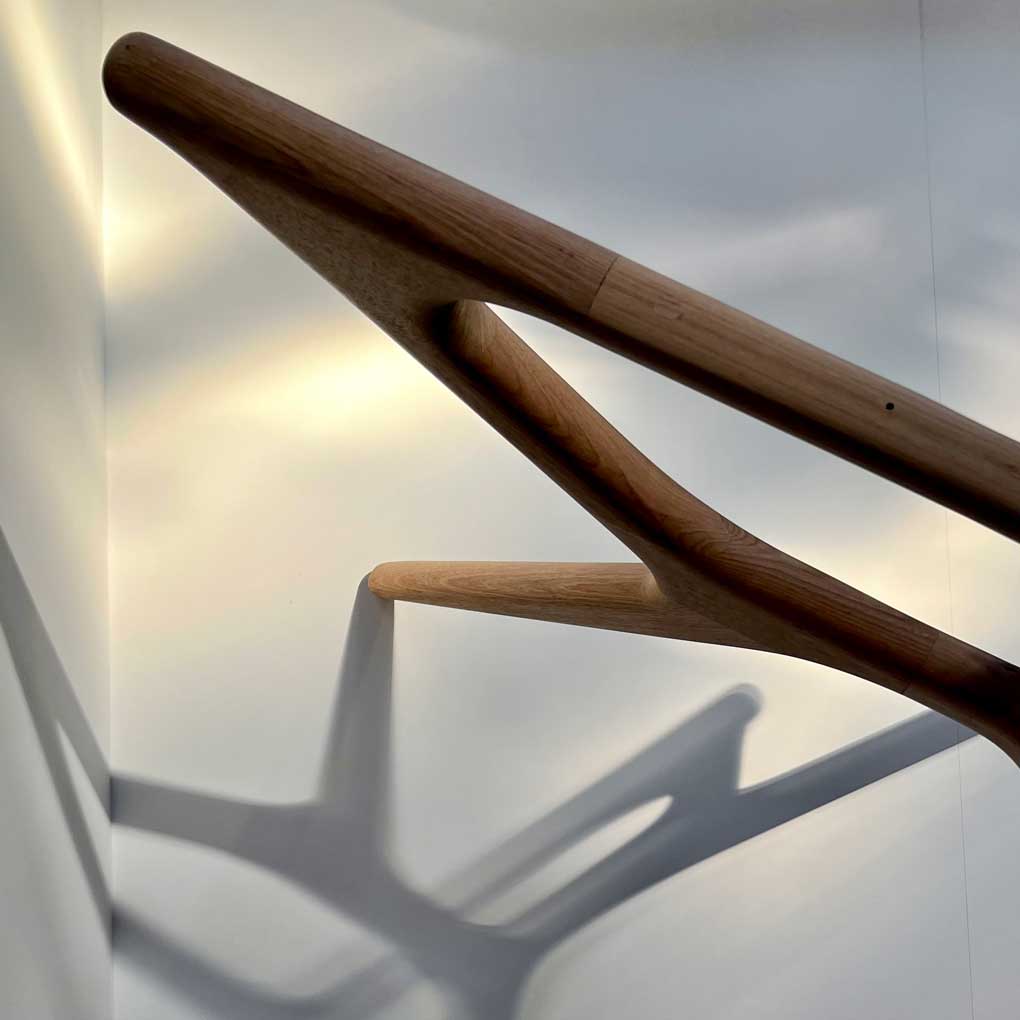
(368, 561, 763, 651)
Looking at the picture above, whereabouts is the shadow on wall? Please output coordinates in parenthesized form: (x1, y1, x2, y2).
(0, 527, 109, 931)
(0, 522, 976, 1018)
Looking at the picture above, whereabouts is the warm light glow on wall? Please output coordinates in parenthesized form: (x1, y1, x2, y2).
(224, 333, 437, 440)
(0, 0, 97, 235)
(113, 320, 445, 445)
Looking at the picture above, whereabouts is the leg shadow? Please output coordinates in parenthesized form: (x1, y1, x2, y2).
(0, 511, 977, 1017)
(0, 525, 110, 931)
(113, 584, 975, 1020)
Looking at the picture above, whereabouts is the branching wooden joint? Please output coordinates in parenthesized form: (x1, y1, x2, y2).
(104, 33, 1020, 764)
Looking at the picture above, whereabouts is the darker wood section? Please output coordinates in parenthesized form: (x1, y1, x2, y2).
(103, 32, 1020, 541)
(103, 32, 1020, 765)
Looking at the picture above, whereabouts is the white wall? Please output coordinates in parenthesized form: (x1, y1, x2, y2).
(922, 3, 1020, 1015)
(0, 1, 109, 1018)
(101, 2, 1020, 1018)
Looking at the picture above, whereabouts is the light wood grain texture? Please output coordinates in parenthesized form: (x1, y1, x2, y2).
(367, 561, 763, 649)
(103, 32, 1020, 764)
(368, 299, 1020, 761)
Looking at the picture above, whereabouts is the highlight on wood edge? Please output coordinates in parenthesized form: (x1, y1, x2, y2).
(101, 32, 1020, 766)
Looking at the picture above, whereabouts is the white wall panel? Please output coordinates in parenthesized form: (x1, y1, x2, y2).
(0, 1, 109, 1016)
(921, 2, 1020, 1016)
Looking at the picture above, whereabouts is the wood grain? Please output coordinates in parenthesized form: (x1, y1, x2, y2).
(103, 32, 1020, 539)
(586, 259, 1020, 539)
(102, 32, 1020, 765)
(367, 561, 762, 649)
(376, 299, 1020, 762)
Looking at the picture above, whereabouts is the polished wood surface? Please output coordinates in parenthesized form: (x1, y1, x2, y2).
(103, 32, 1020, 539)
(104, 32, 1020, 764)
(368, 562, 761, 649)
(589, 258, 1020, 538)
(369, 299, 1020, 761)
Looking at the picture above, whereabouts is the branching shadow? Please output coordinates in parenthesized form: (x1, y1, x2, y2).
(112, 583, 975, 1019)
(0, 522, 977, 1018)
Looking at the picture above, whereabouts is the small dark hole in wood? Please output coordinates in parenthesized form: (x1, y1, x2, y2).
(885, 402, 895, 411)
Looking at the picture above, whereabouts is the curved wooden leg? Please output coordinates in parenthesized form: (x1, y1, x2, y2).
(101, 32, 1020, 766)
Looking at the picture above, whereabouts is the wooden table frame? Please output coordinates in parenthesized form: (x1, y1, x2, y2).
(104, 33, 1020, 764)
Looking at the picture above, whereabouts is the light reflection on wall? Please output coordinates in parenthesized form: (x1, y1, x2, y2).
(0, 0, 98, 235)
(1, 2, 108, 1017)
